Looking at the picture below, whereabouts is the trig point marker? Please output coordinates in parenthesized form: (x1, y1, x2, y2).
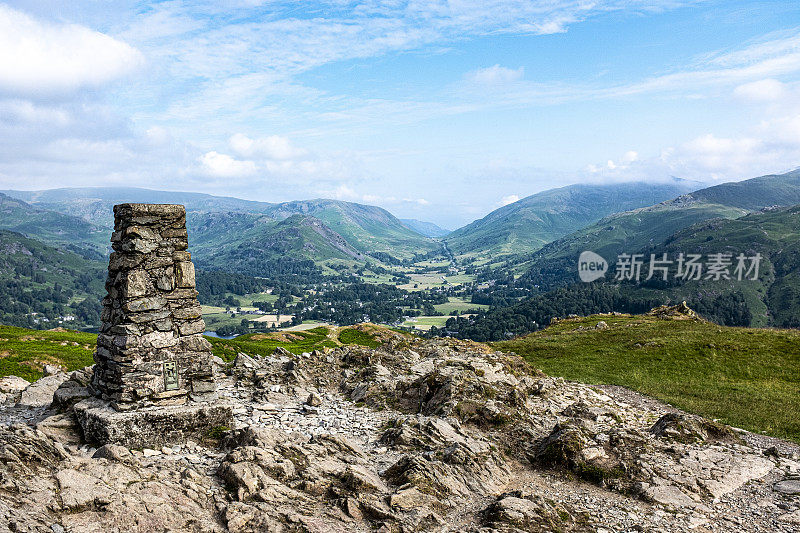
(75, 204, 232, 448)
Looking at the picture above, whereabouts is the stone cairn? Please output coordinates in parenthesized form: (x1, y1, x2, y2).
(90, 203, 217, 410)
(77, 204, 232, 448)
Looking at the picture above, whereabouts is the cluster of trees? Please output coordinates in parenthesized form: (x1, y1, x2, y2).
(0, 278, 102, 330)
(430, 284, 663, 341)
(291, 282, 448, 325)
(431, 280, 757, 342)
(0, 234, 106, 330)
(684, 292, 752, 327)
(199, 253, 325, 284)
(195, 270, 270, 306)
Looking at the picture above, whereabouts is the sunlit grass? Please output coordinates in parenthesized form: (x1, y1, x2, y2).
(497, 315, 800, 443)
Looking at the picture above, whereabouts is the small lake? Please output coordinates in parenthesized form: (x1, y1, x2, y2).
(203, 330, 238, 339)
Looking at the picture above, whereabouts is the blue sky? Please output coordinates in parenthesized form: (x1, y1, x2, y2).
(1, 1, 800, 227)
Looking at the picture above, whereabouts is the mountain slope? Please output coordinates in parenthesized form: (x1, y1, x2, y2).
(196, 214, 367, 276)
(400, 219, 450, 238)
(3, 188, 438, 264)
(0, 193, 107, 255)
(520, 169, 800, 290)
(445, 181, 694, 258)
(643, 205, 800, 327)
(0, 230, 105, 329)
(265, 200, 438, 259)
(458, 204, 800, 343)
(689, 168, 800, 210)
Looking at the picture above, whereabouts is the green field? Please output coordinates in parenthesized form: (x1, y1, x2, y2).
(398, 272, 476, 291)
(0, 325, 382, 381)
(202, 311, 257, 331)
(400, 315, 450, 330)
(0, 326, 96, 382)
(433, 297, 488, 315)
(497, 314, 800, 443)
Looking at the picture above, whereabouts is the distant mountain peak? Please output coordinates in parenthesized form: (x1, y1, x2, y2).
(400, 219, 451, 238)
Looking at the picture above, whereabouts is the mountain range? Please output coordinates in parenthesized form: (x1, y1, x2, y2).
(400, 219, 451, 238)
(2, 172, 799, 275)
(0, 189, 440, 269)
(520, 169, 800, 290)
(443, 180, 698, 258)
(2, 169, 800, 326)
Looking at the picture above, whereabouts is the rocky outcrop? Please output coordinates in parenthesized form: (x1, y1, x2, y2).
(0, 330, 798, 532)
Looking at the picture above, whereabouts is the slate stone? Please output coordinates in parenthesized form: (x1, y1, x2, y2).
(775, 479, 800, 495)
(87, 203, 216, 414)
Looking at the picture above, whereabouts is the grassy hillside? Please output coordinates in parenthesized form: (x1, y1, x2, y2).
(265, 200, 439, 260)
(198, 214, 367, 275)
(519, 169, 800, 290)
(400, 218, 451, 238)
(522, 201, 747, 290)
(644, 205, 800, 327)
(0, 231, 105, 330)
(690, 168, 800, 210)
(0, 325, 383, 382)
(497, 311, 800, 443)
(445, 181, 692, 258)
(0, 193, 107, 255)
(0, 326, 97, 382)
(455, 205, 800, 342)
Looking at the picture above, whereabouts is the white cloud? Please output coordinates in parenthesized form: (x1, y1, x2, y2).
(229, 133, 307, 160)
(734, 79, 787, 101)
(658, 118, 800, 181)
(0, 5, 144, 97)
(197, 151, 257, 178)
(499, 194, 520, 206)
(592, 151, 638, 173)
(465, 65, 524, 86)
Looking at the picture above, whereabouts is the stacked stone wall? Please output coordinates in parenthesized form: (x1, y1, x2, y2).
(91, 203, 216, 410)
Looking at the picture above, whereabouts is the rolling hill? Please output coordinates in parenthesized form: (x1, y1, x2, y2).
(0, 188, 439, 269)
(519, 169, 800, 290)
(0, 193, 107, 255)
(453, 204, 800, 344)
(496, 310, 800, 443)
(444, 180, 695, 258)
(196, 214, 367, 276)
(642, 204, 800, 327)
(689, 168, 800, 210)
(263, 200, 438, 260)
(0, 230, 105, 330)
(400, 219, 451, 238)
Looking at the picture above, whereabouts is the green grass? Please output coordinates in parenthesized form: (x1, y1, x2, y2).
(0, 324, 387, 380)
(337, 328, 380, 348)
(400, 315, 450, 330)
(202, 312, 250, 331)
(207, 326, 382, 361)
(496, 314, 800, 443)
(206, 326, 338, 361)
(433, 296, 488, 315)
(0, 325, 96, 382)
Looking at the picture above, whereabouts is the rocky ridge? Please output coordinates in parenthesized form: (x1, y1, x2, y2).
(0, 323, 799, 532)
